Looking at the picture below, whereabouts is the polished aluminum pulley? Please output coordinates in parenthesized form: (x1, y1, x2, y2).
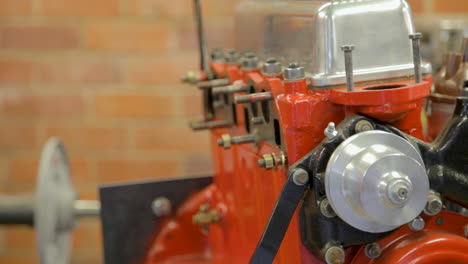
(325, 130, 429, 233)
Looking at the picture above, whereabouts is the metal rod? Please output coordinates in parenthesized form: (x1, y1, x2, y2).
(341, 45, 355, 92)
(0, 195, 34, 225)
(234, 92, 273, 104)
(190, 120, 231, 130)
(193, 0, 211, 78)
(231, 134, 256, 145)
(212, 85, 249, 96)
(197, 78, 231, 89)
(74, 200, 101, 217)
(409, 33, 423, 83)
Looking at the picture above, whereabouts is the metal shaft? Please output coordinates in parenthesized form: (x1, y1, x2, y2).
(409, 33, 423, 83)
(234, 92, 273, 104)
(231, 134, 256, 145)
(193, 0, 211, 79)
(73, 200, 101, 217)
(0, 195, 34, 225)
(341, 45, 355, 92)
(197, 78, 231, 89)
(190, 120, 231, 130)
(212, 84, 249, 96)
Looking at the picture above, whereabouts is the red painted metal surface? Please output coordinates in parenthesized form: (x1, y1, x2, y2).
(350, 211, 468, 264)
(144, 62, 466, 264)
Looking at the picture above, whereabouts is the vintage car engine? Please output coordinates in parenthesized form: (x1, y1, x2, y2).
(96, 0, 468, 264)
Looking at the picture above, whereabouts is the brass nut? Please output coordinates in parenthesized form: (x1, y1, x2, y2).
(263, 154, 275, 169)
(218, 134, 232, 149)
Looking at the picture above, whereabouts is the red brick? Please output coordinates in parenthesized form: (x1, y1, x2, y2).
(127, 55, 198, 85)
(183, 94, 204, 118)
(1, 95, 84, 117)
(37, 59, 120, 84)
(94, 94, 174, 118)
(84, 23, 171, 52)
(0, 253, 38, 264)
(177, 21, 235, 51)
(0, 0, 32, 16)
(0, 125, 37, 148)
(406, 0, 424, 13)
(43, 126, 126, 149)
(135, 124, 210, 153)
(183, 154, 212, 175)
(0, 26, 79, 49)
(41, 0, 119, 16)
(0, 59, 32, 86)
(7, 156, 90, 186)
(434, 0, 468, 13)
(5, 226, 36, 250)
(97, 159, 178, 183)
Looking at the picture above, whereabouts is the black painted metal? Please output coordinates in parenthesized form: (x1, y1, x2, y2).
(100, 175, 212, 264)
(249, 169, 309, 264)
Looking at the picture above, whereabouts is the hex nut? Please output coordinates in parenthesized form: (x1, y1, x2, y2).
(217, 134, 232, 149)
(424, 192, 443, 216)
(262, 153, 275, 170)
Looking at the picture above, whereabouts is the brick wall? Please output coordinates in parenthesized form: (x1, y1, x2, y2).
(0, 0, 236, 263)
(0, 0, 466, 263)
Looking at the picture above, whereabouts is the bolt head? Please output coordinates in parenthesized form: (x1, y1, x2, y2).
(409, 32, 423, 40)
(355, 120, 374, 133)
(325, 246, 345, 264)
(284, 62, 305, 80)
(386, 178, 413, 207)
(152, 197, 171, 217)
(262, 58, 282, 76)
(424, 193, 443, 216)
(292, 168, 309, 186)
(409, 216, 425, 231)
(365, 243, 381, 259)
(320, 198, 336, 218)
(341, 45, 355, 52)
(324, 122, 338, 140)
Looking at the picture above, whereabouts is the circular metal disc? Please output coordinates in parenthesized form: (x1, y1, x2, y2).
(34, 137, 76, 264)
(325, 130, 429, 233)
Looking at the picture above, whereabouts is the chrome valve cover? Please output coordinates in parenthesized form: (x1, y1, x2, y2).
(325, 130, 429, 233)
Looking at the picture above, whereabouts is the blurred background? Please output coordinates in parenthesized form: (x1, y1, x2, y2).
(0, 0, 465, 263)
